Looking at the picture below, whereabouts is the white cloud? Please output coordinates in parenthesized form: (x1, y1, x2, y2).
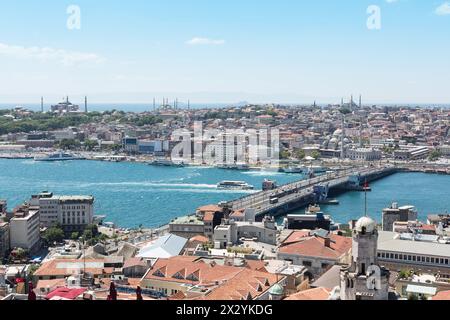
(185, 37, 225, 46)
(0, 42, 104, 66)
(435, 2, 450, 15)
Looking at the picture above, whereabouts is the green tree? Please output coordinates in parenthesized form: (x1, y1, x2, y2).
(280, 150, 291, 160)
(84, 139, 98, 151)
(70, 232, 80, 240)
(311, 150, 321, 160)
(295, 150, 306, 160)
(428, 150, 442, 162)
(58, 139, 81, 150)
(43, 226, 65, 245)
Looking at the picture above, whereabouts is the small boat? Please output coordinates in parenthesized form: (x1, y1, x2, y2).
(217, 181, 254, 190)
(34, 152, 85, 162)
(320, 199, 340, 205)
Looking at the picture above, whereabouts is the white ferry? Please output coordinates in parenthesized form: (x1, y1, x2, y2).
(217, 181, 254, 190)
(148, 159, 185, 167)
(34, 152, 85, 162)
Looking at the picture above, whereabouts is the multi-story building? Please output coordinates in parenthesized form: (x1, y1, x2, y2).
(30, 192, 94, 233)
(213, 216, 278, 249)
(0, 222, 10, 258)
(346, 147, 382, 161)
(277, 231, 352, 277)
(377, 231, 450, 278)
(382, 203, 418, 232)
(9, 205, 40, 252)
(169, 215, 205, 239)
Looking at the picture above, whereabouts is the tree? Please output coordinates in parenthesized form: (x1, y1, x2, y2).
(58, 139, 81, 150)
(43, 226, 65, 245)
(280, 150, 291, 160)
(295, 150, 306, 160)
(408, 293, 419, 301)
(311, 150, 321, 160)
(84, 139, 98, 151)
(71, 232, 80, 240)
(428, 150, 442, 162)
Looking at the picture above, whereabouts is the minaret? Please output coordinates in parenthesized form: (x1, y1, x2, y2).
(153, 98, 156, 111)
(341, 115, 345, 160)
(188, 100, 190, 110)
(359, 95, 363, 148)
(41, 97, 44, 113)
(313, 100, 316, 108)
(84, 96, 88, 113)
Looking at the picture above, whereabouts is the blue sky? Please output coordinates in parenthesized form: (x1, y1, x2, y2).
(0, 0, 449, 104)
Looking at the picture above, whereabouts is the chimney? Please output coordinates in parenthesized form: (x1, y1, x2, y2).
(324, 237, 331, 248)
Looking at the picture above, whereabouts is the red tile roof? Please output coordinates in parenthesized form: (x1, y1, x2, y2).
(285, 287, 331, 300)
(279, 234, 352, 260)
(433, 290, 450, 300)
(143, 256, 242, 285)
(46, 287, 87, 300)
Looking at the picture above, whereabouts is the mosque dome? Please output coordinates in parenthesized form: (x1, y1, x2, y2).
(355, 216, 377, 233)
(269, 284, 284, 296)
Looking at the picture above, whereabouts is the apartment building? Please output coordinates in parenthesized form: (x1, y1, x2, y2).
(9, 205, 40, 252)
(0, 222, 10, 258)
(382, 203, 418, 232)
(30, 192, 94, 233)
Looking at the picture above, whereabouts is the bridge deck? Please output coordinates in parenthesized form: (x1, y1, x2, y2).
(227, 166, 397, 217)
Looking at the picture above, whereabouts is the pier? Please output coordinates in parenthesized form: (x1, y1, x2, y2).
(225, 166, 398, 218)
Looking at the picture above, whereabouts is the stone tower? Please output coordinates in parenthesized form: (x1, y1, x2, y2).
(340, 216, 390, 300)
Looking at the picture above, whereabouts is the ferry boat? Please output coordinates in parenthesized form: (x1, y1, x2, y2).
(148, 159, 185, 167)
(216, 163, 250, 171)
(283, 166, 304, 174)
(34, 152, 85, 162)
(217, 181, 254, 190)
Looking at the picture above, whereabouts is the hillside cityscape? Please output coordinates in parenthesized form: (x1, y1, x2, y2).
(1, 0, 450, 309)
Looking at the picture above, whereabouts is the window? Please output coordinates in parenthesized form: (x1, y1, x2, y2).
(303, 261, 312, 267)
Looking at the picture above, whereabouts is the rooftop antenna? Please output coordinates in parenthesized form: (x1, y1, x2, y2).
(359, 95, 362, 109)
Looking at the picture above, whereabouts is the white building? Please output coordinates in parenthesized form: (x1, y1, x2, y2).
(30, 192, 94, 233)
(346, 148, 382, 161)
(9, 206, 40, 252)
(213, 216, 278, 249)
